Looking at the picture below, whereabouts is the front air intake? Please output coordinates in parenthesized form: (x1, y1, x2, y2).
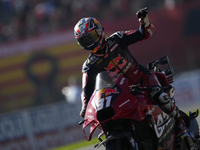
(97, 107, 115, 122)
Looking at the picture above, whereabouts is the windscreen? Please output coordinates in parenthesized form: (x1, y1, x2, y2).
(95, 71, 119, 90)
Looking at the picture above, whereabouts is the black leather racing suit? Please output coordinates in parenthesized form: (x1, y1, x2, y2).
(81, 24, 159, 108)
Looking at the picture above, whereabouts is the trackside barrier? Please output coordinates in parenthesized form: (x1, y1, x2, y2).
(0, 101, 84, 150)
(174, 70, 200, 107)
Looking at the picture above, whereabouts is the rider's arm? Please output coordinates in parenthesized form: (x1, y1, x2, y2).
(113, 7, 155, 48)
(112, 24, 155, 48)
(137, 7, 155, 40)
(80, 61, 98, 117)
(81, 71, 96, 106)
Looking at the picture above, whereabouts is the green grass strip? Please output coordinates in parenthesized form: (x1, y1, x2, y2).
(49, 137, 100, 150)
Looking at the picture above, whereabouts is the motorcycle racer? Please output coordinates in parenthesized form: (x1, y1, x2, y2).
(74, 7, 187, 137)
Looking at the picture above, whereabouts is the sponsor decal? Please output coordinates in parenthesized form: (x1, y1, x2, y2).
(154, 112, 173, 142)
(158, 122, 174, 143)
(146, 106, 155, 115)
(96, 59, 103, 64)
(159, 134, 174, 150)
(87, 115, 94, 119)
(104, 54, 128, 77)
(107, 40, 115, 47)
(120, 78, 126, 85)
(123, 62, 131, 73)
(133, 69, 138, 74)
(154, 117, 172, 139)
(147, 28, 153, 36)
(124, 30, 136, 35)
(119, 99, 130, 108)
(110, 43, 118, 52)
(103, 87, 119, 95)
(167, 134, 174, 149)
(157, 112, 169, 127)
(90, 57, 100, 65)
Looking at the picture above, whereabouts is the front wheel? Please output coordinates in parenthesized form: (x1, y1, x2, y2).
(106, 137, 137, 150)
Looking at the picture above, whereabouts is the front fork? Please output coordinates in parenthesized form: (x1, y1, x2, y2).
(94, 131, 138, 149)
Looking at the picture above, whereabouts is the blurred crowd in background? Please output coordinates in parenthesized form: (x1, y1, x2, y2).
(0, 0, 192, 44)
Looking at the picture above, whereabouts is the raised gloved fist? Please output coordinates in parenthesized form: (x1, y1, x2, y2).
(80, 105, 87, 118)
(136, 7, 148, 18)
(136, 7, 150, 28)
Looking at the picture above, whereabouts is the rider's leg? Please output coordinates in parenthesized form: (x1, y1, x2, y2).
(149, 86, 187, 137)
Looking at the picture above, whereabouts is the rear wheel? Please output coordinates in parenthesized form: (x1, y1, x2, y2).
(179, 110, 199, 134)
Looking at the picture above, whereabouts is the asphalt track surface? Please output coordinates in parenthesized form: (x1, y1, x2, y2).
(75, 145, 105, 150)
(76, 105, 200, 150)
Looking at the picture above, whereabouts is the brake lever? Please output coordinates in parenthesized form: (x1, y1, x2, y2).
(130, 84, 151, 92)
(79, 120, 85, 125)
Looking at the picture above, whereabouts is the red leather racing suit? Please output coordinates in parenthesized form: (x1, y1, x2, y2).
(81, 24, 160, 107)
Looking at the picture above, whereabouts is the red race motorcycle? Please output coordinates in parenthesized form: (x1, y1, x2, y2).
(79, 56, 200, 150)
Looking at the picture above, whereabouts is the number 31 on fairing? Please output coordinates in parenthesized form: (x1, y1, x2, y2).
(92, 96, 112, 111)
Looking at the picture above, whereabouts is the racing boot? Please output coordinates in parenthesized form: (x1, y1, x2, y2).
(149, 86, 187, 137)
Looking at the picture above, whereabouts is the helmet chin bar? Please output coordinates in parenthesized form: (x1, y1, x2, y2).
(89, 38, 106, 54)
(97, 40, 107, 53)
(92, 33, 105, 54)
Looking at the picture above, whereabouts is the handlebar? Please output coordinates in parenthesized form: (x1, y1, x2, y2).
(130, 84, 151, 92)
(147, 56, 174, 76)
(79, 120, 85, 125)
(130, 84, 172, 95)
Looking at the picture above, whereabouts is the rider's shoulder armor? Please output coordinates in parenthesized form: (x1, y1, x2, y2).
(106, 31, 124, 48)
(82, 53, 100, 72)
(110, 31, 124, 39)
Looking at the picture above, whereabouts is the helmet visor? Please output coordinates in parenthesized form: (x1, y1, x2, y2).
(77, 29, 101, 50)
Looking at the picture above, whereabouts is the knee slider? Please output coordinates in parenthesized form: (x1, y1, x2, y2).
(158, 92, 171, 104)
(149, 86, 162, 99)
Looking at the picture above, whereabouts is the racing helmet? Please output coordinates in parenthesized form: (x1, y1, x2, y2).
(74, 17, 105, 54)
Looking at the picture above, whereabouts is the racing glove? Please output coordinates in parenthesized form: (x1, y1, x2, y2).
(136, 7, 150, 28)
(80, 104, 87, 118)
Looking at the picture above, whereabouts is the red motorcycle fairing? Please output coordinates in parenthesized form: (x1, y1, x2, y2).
(83, 75, 171, 141)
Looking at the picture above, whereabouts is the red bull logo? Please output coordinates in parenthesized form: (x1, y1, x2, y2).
(104, 62, 116, 72)
(104, 54, 123, 71)
(113, 54, 123, 64)
(104, 54, 127, 77)
(103, 87, 119, 95)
